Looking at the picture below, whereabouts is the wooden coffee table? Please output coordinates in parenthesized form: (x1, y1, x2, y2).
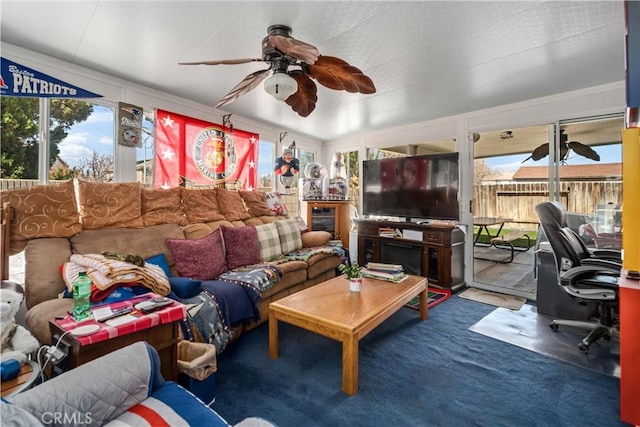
(269, 275, 428, 395)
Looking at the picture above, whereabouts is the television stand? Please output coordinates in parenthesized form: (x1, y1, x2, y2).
(356, 219, 465, 292)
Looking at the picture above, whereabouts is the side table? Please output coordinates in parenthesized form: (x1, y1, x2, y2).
(0, 360, 41, 398)
(49, 295, 185, 381)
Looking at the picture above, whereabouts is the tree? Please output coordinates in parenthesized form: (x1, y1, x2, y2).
(0, 97, 93, 178)
(49, 156, 79, 180)
(77, 152, 114, 182)
(474, 159, 505, 182)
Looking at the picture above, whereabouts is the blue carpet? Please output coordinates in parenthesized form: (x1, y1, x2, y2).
(211, 294, 624, 427)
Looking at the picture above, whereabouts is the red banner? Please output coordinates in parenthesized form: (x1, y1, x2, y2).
(153, 109, 258, 189)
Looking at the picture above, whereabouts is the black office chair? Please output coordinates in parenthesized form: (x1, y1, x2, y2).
(535, 201, 621, 354)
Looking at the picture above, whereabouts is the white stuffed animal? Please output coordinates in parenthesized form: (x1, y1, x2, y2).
(0, 288, 40, 365)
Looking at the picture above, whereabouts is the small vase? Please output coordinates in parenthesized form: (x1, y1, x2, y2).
(349, 278, 362, 292)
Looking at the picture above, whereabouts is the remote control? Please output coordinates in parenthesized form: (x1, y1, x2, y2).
(134, 297, 173, 313)
(97, 306, 133, 322)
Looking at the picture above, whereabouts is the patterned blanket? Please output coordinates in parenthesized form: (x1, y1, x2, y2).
(284, 245, 345, 261)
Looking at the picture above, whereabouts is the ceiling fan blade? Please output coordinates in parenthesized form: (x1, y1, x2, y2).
(306, 56, 376, 94)
(567, 141, 600, 161)
(522, 142, 550, 163)
(269, 35, 320, 65)
(215, 69, 270, 109)
(285, 71, 318, 117)
(179, 58, 265, 66)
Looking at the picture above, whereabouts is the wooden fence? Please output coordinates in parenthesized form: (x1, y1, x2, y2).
(0, 179, 40, 191)
(474, 181, 623, 230)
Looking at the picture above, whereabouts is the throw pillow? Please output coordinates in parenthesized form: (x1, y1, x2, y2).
(239, 191, 273, 217)
(275, 219, 303, 255)
(265, 192, 289, 217)
(145, 253, 172, 277)
(216, 189, 251, 221)
(168, 277, 203, 299)
(220, 225, 260, 270)
(141, 187, 187, 226)
(254, 223, 282, 262)
(165, 229, 227, 280)
(181, 188, 226, 224)
(0, 180, 81, 252)
(77, 180, 144, 229)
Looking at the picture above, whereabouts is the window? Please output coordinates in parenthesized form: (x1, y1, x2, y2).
(55, 104, 114, 182)
(257, 140, 275, 191)
(135, 115, 155, 185)
(0, 98, 115, 183)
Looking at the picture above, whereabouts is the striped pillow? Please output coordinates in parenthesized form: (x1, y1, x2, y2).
(255, 223, 282, 262)
(275, 219, 303, 255)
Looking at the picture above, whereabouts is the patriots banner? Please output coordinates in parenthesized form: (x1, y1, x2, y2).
(1, 57, 102, 98)
(153, 109, 258, 190)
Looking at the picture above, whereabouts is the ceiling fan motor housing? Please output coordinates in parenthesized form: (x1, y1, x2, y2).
(262, 24, 293, 61)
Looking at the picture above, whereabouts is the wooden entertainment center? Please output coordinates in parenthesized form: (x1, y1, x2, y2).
(356, 220, 465, 292)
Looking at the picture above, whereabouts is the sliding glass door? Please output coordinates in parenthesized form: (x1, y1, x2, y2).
(472, 115, 624, 299)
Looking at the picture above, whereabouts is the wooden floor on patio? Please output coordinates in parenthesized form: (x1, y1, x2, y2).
(473, 245, 537, 300)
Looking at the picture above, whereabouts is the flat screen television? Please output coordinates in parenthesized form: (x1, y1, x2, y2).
(362, 153, 459, 221)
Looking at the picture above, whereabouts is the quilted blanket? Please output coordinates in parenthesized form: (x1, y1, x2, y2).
(61, 253, 170, 296)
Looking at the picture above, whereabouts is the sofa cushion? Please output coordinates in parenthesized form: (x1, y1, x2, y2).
(78, 180, 144, 229)
(216, 189, 251, 221)
(182, 188, 226, 223)
(0, 180, 81, 253)
(275, 219, 303, 255)
(166, 229, 227, 280)
(146, 253, 172, 277)
(254, 223, 282, 262)
(239, 191, 273, 217)
(141, 187, 187, 226)
(25, 298, 74, 345)
(24, 238, 72, 309)
(169, 277, 203, 299)
(70, 223, 184, 267)
(265, 192, 289, 217)
(220, 225, 260, 269)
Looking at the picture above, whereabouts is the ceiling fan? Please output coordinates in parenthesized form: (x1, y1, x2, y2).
(522, 129, 600, 163)
(179, 24, 376, 117)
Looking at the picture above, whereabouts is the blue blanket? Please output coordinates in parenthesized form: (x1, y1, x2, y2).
(201, 280, 259, 327)
(179, 265, 283, 353)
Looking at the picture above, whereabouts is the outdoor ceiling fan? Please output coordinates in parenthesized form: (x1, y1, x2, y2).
(522, 129, 600, 163)
(179, 24, 376, 117)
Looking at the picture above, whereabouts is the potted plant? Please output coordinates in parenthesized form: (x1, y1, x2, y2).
(338, 263, 364, 292)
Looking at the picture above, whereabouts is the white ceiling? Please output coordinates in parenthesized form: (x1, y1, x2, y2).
(0, 1, 626, 141)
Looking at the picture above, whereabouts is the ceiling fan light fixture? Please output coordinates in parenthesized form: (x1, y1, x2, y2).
(264, 71, 298, 101)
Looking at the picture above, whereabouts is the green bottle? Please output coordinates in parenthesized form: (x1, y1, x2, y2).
(72, 271, 92, 321)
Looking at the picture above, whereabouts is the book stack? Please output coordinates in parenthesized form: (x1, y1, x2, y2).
(379, 227, 396, 238)
(363, 263, 408, 283)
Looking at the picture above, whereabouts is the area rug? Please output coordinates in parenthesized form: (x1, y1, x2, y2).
(404, 288, 451, 310)
(458, 287, 526, 310)
(470, 304, 620, 378)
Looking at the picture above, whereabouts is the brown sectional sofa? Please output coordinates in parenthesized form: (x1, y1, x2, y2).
(1, 180, 342, 347)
